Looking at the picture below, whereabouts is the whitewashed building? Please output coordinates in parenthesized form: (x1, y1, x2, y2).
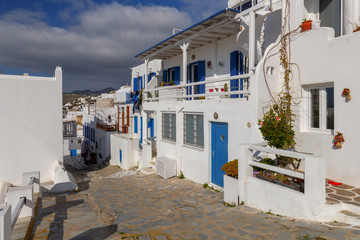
(130, 0, 360, 223)
(0, 67, 63, 185)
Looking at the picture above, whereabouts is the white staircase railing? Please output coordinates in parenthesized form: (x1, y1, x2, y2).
(0, 171, 41, 240)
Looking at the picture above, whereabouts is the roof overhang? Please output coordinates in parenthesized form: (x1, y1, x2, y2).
(135, 8, 240, 60)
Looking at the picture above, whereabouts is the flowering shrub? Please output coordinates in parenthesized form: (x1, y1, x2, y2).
(259, 94, 295, 149)
(221, 159, 238, 179)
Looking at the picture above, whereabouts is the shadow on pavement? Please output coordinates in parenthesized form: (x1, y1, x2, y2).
(69, 224, 117, 240)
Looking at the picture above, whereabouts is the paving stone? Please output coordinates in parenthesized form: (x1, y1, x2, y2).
(335, 189, 357, 197)
(32, 166, 360, 239)
(328, 193, 353, 201)
(319, 230, 347, 240)
(352, 188, 360, 195)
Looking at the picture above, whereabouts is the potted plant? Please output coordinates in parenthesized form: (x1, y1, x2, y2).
(256, 170, 276, 183)
(221, 159, 239, 205)
(301, 18, 312, 32)
(333, 132, 345, 149)
(274, 174, 300, 191)
(342, 88, 351, 101)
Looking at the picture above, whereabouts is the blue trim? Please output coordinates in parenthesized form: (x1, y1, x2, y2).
(134, 116, 138, 133)
(135, 8, 240, 58)
(230, 51, 239, 98)
(119, 149, 122, 164)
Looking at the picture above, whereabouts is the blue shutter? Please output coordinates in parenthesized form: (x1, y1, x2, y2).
(230, 51, 239, 98)
(133, 78, 138, 92)
(173, 66, 180, 85)
(148, 118, 154, 138)
(186, 65, 191, 99)
(197, 61, 205, 94)
(163, 70, 168, 83)
(139, 76, 143, 90)
(134, 116, 138, 133)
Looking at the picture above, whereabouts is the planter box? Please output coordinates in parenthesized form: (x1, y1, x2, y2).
(224, 175, 239, 205)
(274, 180, 300, 191)
(256, 174, 275, 183)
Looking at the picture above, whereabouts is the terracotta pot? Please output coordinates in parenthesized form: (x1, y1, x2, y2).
(334, 142, 342, 149)
(346, 95, 351, 101)
(301, 20, 312, 32)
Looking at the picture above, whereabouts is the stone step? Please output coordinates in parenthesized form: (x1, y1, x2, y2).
(338, 210, 360, 225)
(140, 167, 155, 175)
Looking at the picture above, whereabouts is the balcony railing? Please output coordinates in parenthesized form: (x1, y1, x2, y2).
(143, 73, 251, 101)
(96, 122, 117, 132)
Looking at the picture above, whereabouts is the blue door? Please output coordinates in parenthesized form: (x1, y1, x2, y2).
(119, 149, 122, 164)
(211, 122, 228, 187)
(148, 118, 154, 138)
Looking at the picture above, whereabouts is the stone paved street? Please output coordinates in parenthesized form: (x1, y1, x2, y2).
(32, 166, 360, 239)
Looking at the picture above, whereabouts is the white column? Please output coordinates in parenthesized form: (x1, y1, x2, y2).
(249, 11, 256, 70)
(144, 59, 149, 90)
(238, 145, 253, 203)
(180, 42, 190, 85)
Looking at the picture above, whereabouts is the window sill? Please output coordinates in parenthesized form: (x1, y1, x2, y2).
(182, 144, 204, 151)
(160, 139, 176, 144)
(300, 129, 334, 136)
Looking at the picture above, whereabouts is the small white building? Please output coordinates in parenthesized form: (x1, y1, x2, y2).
(130, 0, 360, 223)
(0, 67, 63, 185)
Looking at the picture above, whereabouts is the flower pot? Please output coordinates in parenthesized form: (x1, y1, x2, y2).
(346, 95, 351, 101)
(334, 142, 342, 149)
(224, 175, 239, 205)
(301, 20, 312, 32)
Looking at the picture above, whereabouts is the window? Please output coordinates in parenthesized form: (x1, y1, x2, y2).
(162, 113, 176, 142)
(184, 114, 204, 148)
(308, 86, 334, 131)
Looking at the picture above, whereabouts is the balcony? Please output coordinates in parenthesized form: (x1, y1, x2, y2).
(96, 122, 117, 132)
(143, 73, 251, 102)
(63, 121, 77, 137)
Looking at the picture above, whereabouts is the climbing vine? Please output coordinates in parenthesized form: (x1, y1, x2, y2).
(259, 0, 298, 151)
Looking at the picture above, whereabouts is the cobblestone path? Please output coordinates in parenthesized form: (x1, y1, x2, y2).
(32, 166, 360, 239)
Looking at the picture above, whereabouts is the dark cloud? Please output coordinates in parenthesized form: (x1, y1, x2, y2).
(0, 1, 227, 91)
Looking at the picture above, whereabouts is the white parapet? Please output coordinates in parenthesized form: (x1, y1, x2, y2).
(0, 205, 11, 240)
(6, 185, 33, 219)
(22, 171, 41, 198)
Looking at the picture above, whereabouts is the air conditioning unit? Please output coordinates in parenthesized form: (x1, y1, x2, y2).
(155, 157, 177, 179)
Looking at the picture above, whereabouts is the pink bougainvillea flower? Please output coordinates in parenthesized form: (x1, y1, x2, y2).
(260, 121, 263, 125)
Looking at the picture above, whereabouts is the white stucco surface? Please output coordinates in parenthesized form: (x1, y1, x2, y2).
(0, 67, 63, 185)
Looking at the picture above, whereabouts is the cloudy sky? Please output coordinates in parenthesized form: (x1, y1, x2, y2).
(0, 0, 228, 92)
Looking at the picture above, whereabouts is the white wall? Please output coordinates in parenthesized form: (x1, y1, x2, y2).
(256, 25, 360, 186)
(0, 67, 62, 185)
(110, 134, 138, 169)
